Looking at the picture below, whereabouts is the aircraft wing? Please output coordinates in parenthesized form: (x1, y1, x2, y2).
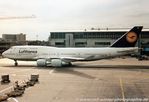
(60, 57, 85, 62)
(35, 56, 85, 62)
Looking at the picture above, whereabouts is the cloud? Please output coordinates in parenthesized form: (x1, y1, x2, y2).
(0, 0, 148, 40)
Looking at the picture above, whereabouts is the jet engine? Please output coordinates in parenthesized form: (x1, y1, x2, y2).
(51, 59, 71, 67)
(51, 59, 63, 67)
(37, 59, 47, 67)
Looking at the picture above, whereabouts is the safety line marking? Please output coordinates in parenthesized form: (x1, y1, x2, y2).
(0, 86, 13, 94)
(8, 98, 19, 102)
(119, 77, 125, 102)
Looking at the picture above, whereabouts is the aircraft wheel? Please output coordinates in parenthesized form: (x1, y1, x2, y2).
(68, 62, 72, 66)
(14, 60, 18, 66)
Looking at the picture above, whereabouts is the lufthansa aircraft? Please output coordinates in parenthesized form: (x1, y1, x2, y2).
(2, 26, 143, 67)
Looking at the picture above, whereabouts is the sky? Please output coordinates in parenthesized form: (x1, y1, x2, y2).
(0, 0, 148, 40)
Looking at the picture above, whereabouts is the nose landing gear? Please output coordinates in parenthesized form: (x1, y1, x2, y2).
(14, 60, 18, 66)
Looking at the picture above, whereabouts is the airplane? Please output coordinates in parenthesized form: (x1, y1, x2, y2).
(2, 26, 143, 67)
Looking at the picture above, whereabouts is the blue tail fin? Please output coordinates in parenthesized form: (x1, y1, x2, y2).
(110, 26, 143, 47)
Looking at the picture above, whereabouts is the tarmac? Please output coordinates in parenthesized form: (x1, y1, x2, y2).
(0, 58, 149, 102)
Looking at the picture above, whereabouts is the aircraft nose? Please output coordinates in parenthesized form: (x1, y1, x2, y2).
(2, 51, 6, 58)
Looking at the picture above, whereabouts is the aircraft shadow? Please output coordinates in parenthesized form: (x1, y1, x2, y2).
(1, 64, 149, 79)
(54, 68, 96, 79)
(1, 64, 149, 69)
(71, 64, 149, 69)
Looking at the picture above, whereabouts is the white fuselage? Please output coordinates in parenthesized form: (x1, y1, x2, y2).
(2, 46, 138, 61)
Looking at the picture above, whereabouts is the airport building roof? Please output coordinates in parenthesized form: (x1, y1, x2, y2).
(50, 28, 149, 33)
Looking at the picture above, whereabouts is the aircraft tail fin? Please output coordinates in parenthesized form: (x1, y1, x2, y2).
(110, 26, 143, 47)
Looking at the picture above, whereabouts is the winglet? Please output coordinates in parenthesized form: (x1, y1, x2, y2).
(110, 26, 143, 47)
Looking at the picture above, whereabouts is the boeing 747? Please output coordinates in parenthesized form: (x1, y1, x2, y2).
(2, 26, 143, 67)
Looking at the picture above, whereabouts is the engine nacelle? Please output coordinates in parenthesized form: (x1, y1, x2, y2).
(51, 59, 63, 67)
(37, 59, 71, 67)
(51, 59, 71, 67)
(37, 59, 47, 67)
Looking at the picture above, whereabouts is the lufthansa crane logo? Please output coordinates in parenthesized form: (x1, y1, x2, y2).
(126, 32, 137, 43)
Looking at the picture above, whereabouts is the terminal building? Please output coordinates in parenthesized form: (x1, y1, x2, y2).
(2, 33, 26, 43)
(0, 33, 26, 54)
(49, 30, 149, 47)
(49, 29, 149, 55)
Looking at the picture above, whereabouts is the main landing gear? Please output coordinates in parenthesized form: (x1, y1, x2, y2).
(14, 60, 18, 66)
(68, 62, 72, 66)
